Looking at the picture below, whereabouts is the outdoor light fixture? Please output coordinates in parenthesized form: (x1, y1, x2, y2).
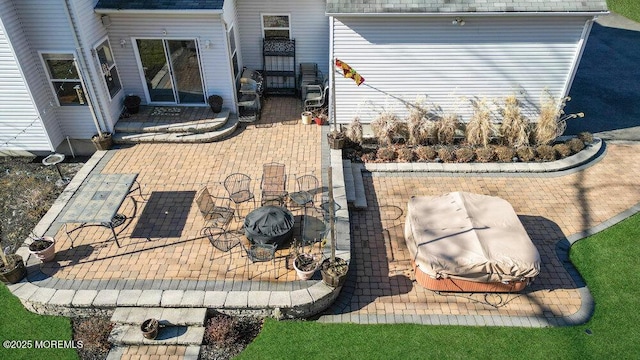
(204, 40, 212, 49)
(162, 29, 167, 35)
(100, 15, 111, 27)
(452, 17, 466, 26)
(120, 39, 127, 48)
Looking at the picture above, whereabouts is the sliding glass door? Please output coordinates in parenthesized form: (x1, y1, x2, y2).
(136, 39, 205, 104)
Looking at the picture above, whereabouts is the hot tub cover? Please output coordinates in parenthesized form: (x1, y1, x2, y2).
(244, 205, 294, 246)
(405, 192, 540, 283)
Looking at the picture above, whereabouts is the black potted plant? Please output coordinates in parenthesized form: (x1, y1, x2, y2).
(208, 95, 224, 113)
(124, 95, 141, 114)
(320, 167, 348, 287)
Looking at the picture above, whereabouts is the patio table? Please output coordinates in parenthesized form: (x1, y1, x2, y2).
(60, 173, 138, 248)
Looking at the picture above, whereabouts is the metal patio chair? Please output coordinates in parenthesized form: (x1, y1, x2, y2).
(260, 162, 288, 206)
(195, 187, 239, 259)
(223, 173, 256, 220)
(289, 174, 319, 246)
(303, 78, 329, 112)
(240, 239, 279, 280)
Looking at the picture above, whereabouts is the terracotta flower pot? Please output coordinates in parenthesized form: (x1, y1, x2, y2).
(28, 236, 56, 263)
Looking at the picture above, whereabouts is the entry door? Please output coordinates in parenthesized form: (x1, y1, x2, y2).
(136, 39, 205, 104)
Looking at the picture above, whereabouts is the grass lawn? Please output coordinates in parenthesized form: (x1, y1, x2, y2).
(239, 213, 640, 359)
(608, 0, 640, 22)
(0, 286, 77, 360)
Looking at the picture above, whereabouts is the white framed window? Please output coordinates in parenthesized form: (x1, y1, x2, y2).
(228, 25, 239, 78)
(94, 38, 122, 98)
(262, 14, 291, 39)
(41, 53, 87, 106)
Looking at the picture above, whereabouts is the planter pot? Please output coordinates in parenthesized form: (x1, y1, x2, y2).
(293, 253, 318, 280)
(91, 132, 112, 151)
(301, 111, 312, 125)
(0, 254, 26, 284)
(320, 257, 348, 288)
(208, 95, 223, 113)
(315, 117, 326, 126)
(327, 133, 345, 150)
(141, 318, 159, 340)
(124, 95, 141, 114)
(28, 236, 56, 263)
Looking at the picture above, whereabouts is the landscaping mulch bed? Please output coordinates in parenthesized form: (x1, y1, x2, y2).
(200, 313, 263, 360)
(0, 156, 84, 258)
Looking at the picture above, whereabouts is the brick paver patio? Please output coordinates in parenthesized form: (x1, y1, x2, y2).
(28, 96, 640, 323)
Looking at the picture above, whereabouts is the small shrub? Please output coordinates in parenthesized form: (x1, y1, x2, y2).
(415, 145, 437, 161)
(500, 95, 530, 147)
(516, 146, 536, 162)
(466, 99, 495, 147)
(361, 152, 377, 162)
(454, 147, 475, 163)
(578, 131, 594, 144)
(346, 116, 363, 145)
(475, 147, 495, 162)
(495, 146, 516, 162)
(553, 143, 572, 158)
(407, 108, 435, 146)
(435, 114, 459, 145)
(536, 144, 556, 161)
(397, 147, 415, 162)
(437, 146, 455, 162)
(534, 92, 561, 145)
(566, 137, 585, 154)
(372, 111, 401, 146)
(377, 146, 397, 161)
(205, 314, 239, 346)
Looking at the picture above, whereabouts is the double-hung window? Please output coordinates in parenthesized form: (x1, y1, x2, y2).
(42, 53, 86, 106)
(262, 14, 290, 39)
(95, 39, 122, 98)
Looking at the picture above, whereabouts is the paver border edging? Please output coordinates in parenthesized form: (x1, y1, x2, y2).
(362, 138, 603, 174)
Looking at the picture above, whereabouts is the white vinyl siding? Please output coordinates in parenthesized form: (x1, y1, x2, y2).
(102, 13, 235, 110)
(0, 2, 54, 152)
(237, 0, 329, 76)
(332, 16, 590, 123)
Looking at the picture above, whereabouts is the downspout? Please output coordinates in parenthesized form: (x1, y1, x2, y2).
(62, 0, 107, 137)
(329, 16, 336, 131)
(561, 18, 595, 99)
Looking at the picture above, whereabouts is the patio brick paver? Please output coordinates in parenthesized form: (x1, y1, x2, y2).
(319, 142, 640, 321)
(14, 96, 640, 329)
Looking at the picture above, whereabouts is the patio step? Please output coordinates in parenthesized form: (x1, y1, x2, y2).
(113, 114, 239, 144)
(115, 109, 230, 134)
(343, 160, 356, 204)
(108, 307, 207, 347)
(351, 163, 368, 209)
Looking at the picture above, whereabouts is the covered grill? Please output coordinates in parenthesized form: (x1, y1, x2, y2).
(244, 205, 294, 247)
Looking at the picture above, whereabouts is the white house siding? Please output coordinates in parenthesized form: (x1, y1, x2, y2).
(14, 0, 96, 140)
(103, 13, 235, 110)
(0, 1, 54, 152)
(332, 16, 591, 123)
(236, 0, 330, 76)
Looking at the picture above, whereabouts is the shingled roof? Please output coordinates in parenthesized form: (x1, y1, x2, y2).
(326, 0, 608, 14)
(95, 0, 224, 11)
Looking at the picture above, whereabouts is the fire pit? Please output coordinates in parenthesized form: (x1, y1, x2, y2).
(244, 205, 294, 247)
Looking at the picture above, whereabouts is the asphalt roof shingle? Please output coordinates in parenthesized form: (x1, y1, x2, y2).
(326, 0, 608, 14)
(95, 0, 224, 11)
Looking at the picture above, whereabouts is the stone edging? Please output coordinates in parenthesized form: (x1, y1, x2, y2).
(363, 138, 603, 173)
(8, 148, 351, 320)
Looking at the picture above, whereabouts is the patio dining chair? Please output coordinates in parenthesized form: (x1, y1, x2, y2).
(224, 173, 256, 220)
(289, 174, 319, 245)
(240, 239, 279, 280)
(195, 187, 239, 259)
(260, 162, 288, 206)
(303, 78, 329, 112)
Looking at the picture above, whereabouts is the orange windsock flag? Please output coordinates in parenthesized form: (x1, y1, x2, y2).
(335, 59, 365, 86)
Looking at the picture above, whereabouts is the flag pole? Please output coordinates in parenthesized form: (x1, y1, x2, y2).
(331, 57, 337, 133)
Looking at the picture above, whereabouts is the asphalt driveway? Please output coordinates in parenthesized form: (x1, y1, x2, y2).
(565, 13, 640, 141)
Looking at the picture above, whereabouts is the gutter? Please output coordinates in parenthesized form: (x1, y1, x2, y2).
(326, 11, 610, 17)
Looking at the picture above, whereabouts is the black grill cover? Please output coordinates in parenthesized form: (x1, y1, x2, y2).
(244, 206, 294, 246)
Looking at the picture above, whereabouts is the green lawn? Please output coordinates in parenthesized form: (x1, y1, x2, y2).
(0, 286, 77, 360)
(608, 0, 640, 22)
(239, 213, 640, 359)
